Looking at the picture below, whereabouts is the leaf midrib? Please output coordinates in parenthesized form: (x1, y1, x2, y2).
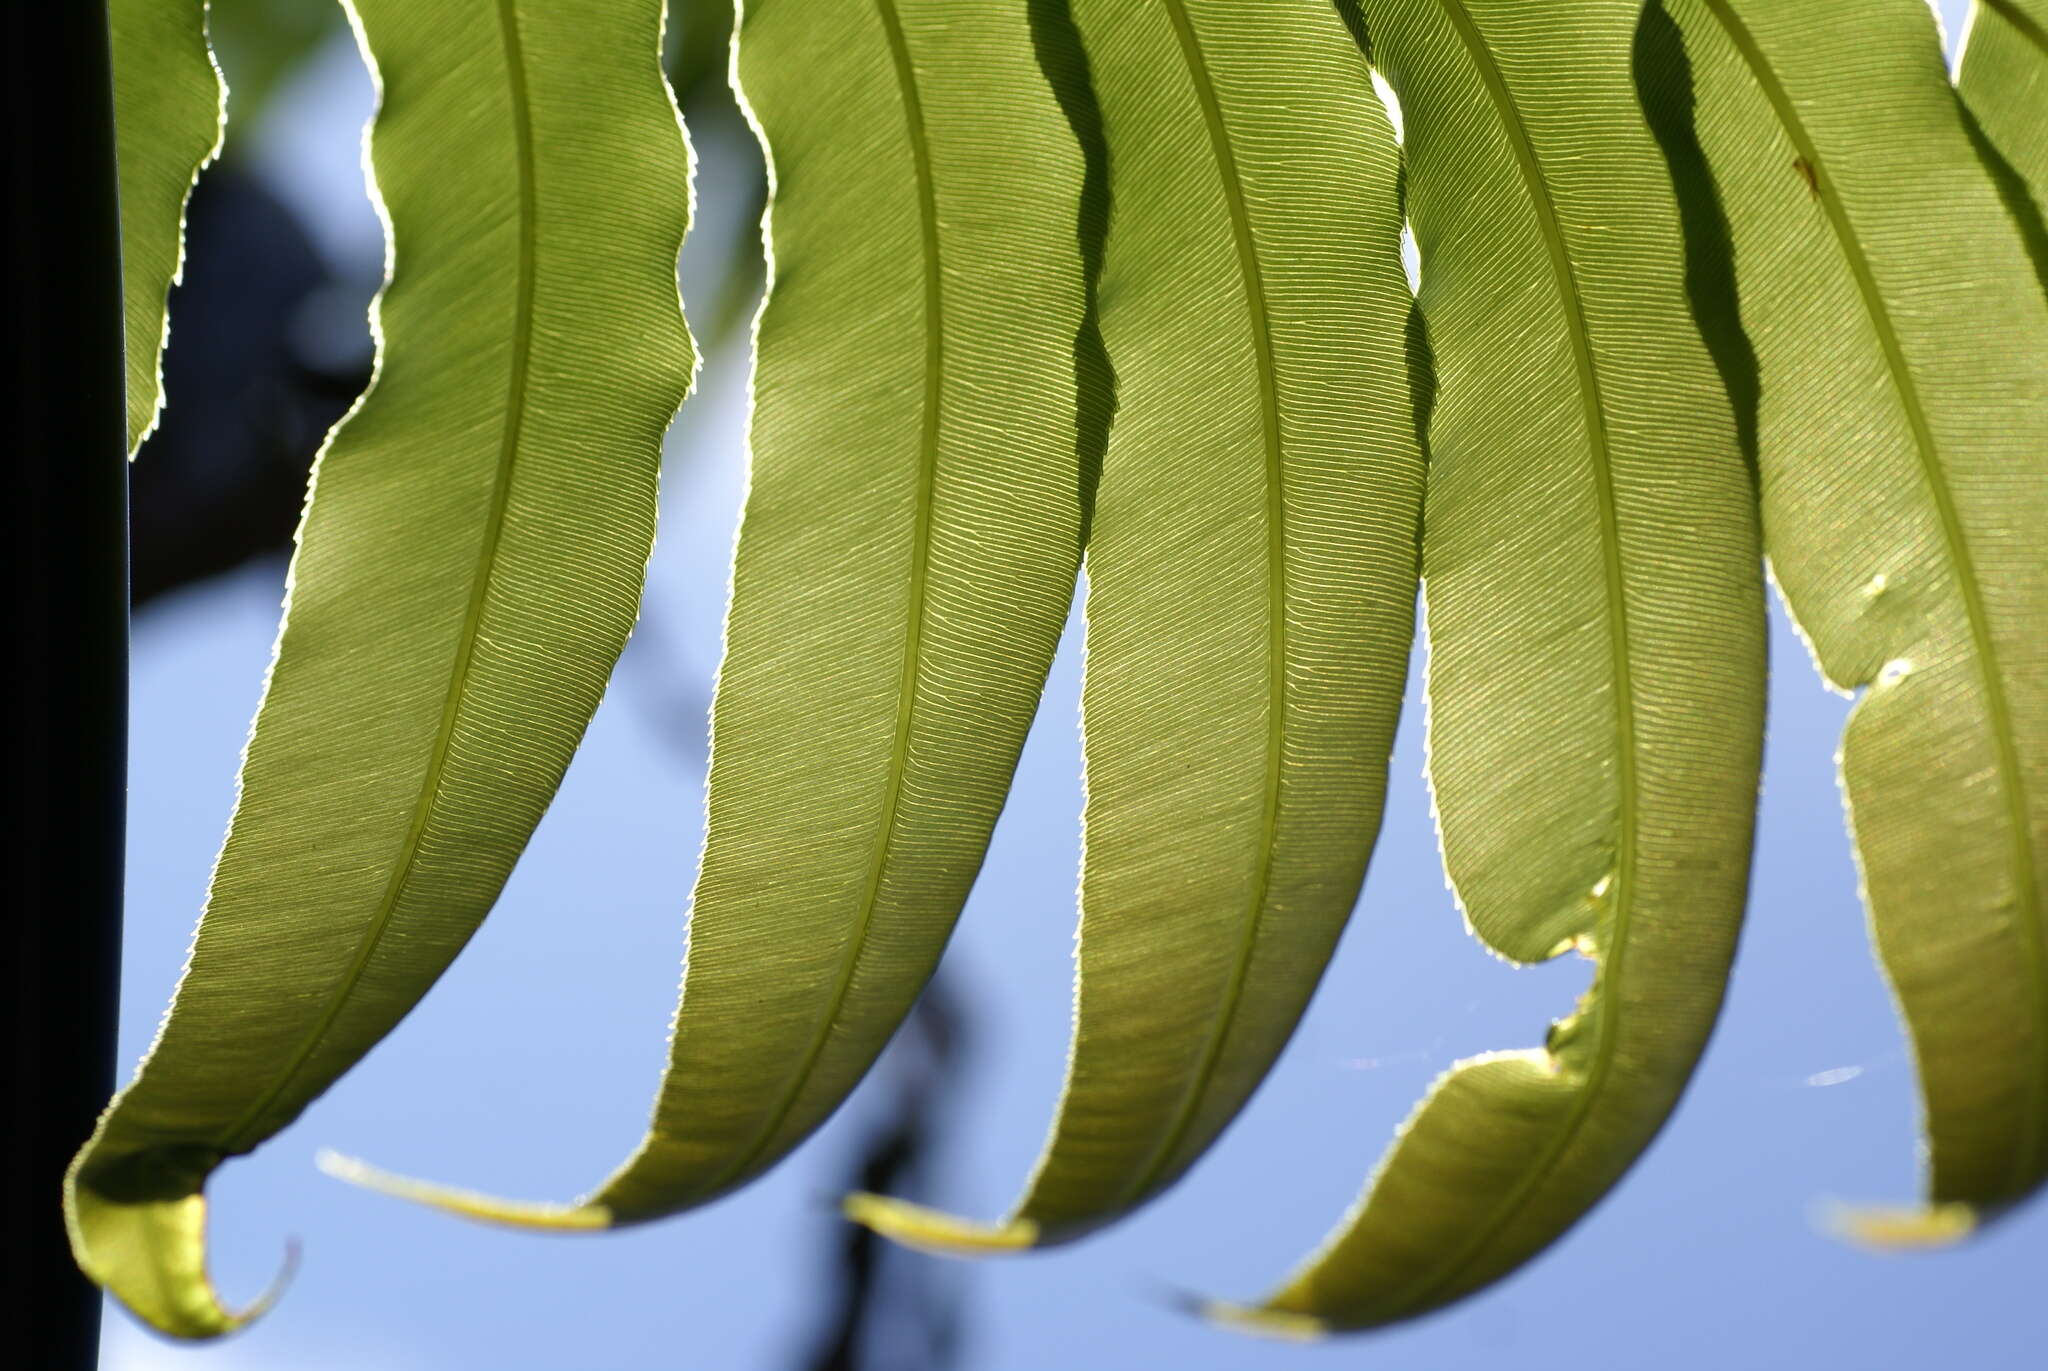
(1700, 0, 2045, 1197)
(1108, 0, 1290, 1213)
(1383, 0, 1641, 1313)
(218, 0, 541, 1154)
(692, 0, 945, 1194)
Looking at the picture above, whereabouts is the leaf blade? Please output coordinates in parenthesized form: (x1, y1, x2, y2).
(1672, 0, 2048, 1227)
(109, 0, 225, 455)
(1222, 0, 1764, 1330)
(333, 0, 1100, 1229)
(67, 0, 694, 1336)
(851, 0, 1424, 1251)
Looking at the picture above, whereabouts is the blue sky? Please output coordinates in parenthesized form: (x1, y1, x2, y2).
(105, 3, 2043, 1368)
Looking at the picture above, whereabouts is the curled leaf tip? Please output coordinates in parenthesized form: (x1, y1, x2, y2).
(1825, 1201, 1977, 1250)
(1201, 1300, 1330, 1343)
(317, 1150, 612, 1232)
(841, 1193, 1038, 1256)
(66, 1162, 298, 1340)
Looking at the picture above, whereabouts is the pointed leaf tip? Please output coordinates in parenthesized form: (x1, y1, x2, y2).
(66, 1160, 298, 1340)
(1826, 1201, 1978, 1250)
(318, 1150, 612, 1233)
(841, 1193, 1038, 1256)
(1202, 1301, 1330, 1343)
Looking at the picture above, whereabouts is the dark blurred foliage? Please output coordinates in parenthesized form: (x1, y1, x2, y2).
(666, 0, 736, 109)
(132, 8, 959, 1369)
(801, 981, 969, 1371)
(209, 0, 341, 129)
(129, 162, 364, 608)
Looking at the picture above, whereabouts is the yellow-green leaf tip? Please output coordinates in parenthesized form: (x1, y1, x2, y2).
(841, 1193, 1039, 1256)
(1199, 1300, 1330, 1342)
(1826, 1201, 1977, 1250)
(317, 1149, 612, 1232)
(66, 1162, 297, 1340)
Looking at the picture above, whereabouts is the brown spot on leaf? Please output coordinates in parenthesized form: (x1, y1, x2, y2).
(1794, 155, 1820, 200)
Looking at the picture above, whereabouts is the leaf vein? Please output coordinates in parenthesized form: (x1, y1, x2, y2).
(1386, 0, 1641, 1309)
(695, 0, 946, 1191)
(219, 0, 541, 1154)
(1114, 0, 1290, 1210)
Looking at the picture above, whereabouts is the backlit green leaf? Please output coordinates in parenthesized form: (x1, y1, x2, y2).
(847, 0, 1424, 1253)
(1962, 1, 2048, 202)
(1663, 0, 2048, 1237)
(110, 0, 224, 455)
(66, 0, 693, 1337)
(1960, 0, 2048, 296)
(1215, 0, 1764, 1333)
(326, 0, 1098, 1230)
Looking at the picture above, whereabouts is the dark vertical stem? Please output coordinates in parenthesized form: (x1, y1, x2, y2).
(3, 1, 129, 1367)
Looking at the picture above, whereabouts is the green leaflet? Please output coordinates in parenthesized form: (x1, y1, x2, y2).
(848, 0, 1423, 1253)
(1217, 0, 1764, 1334)
(327, 0, 1096, 1229)
(109, 0, 224, 455)
(1962, 0, 2048, 293)
(1663, 0, 2048, 1236)
(67, 0, 693, 1338)
(1963, 2, 2048, 198)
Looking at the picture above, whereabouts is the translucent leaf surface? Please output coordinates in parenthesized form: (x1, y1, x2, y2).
(1666, 0, 2048, 1234)
(1961, 0, 2048, 292)
(848, 0, 1424, 1254)
(330, 0, 1097, 1229)
(1218, 0, 1765, 1333)
(1963, 1, 2048, 200)
(67, 0, 694, 1337)
(109, 0, 224, 454)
